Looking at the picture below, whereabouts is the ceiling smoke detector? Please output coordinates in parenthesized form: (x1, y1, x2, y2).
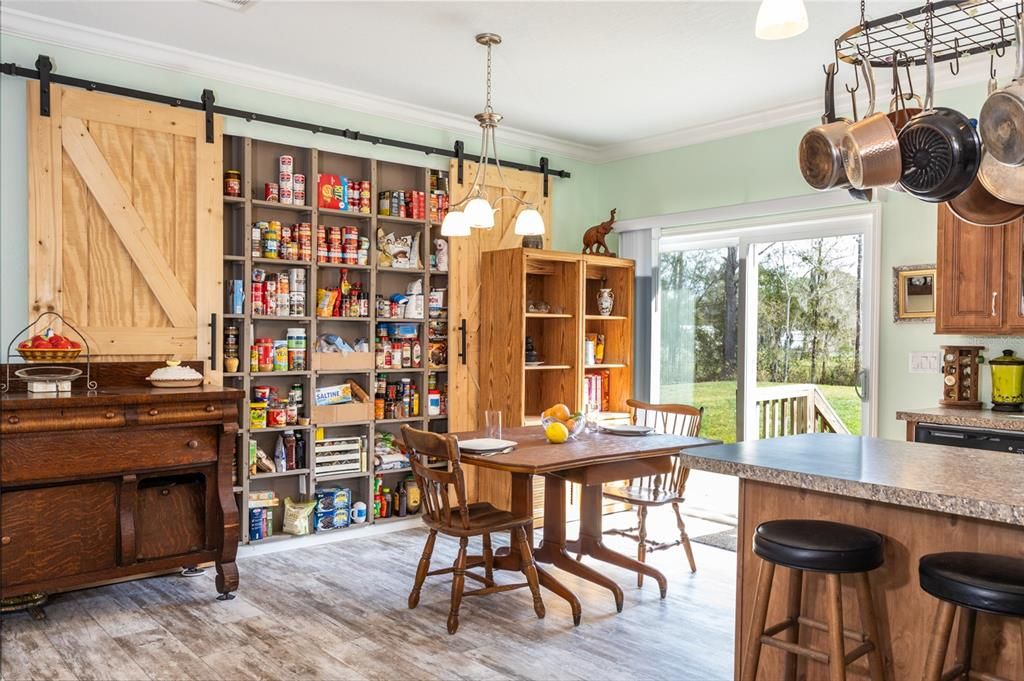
(201, 0, 256, 10)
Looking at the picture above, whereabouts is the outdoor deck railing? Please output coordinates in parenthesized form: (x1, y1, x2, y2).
(753, 384, 850, 439)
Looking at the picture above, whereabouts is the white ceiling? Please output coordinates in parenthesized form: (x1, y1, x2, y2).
(1, 1, 1003, 161)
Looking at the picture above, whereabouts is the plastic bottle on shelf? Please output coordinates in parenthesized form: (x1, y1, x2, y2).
(398, 481, 408, 517)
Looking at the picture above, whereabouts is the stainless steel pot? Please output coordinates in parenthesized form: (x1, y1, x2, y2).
(979, 15, 1024, 167)
(841, 62, 902, 189)
(799, 64, 853, 190)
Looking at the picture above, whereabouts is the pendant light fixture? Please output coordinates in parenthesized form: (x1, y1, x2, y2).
(755, 0, 809, 40)
(441, 33, 545, 237)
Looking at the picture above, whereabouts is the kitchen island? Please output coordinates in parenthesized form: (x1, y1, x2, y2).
(681, 433, 1023, 681)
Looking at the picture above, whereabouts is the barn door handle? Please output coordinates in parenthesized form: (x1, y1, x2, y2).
(209, 313, 218, 371)
(458, 318, 468, 365)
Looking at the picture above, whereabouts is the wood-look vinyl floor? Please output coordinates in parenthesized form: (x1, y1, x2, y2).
(1, 514, 736, 681)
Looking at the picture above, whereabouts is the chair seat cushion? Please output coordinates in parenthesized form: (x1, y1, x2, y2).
(424, 502, 533, 537)
(919, 552, 1024, 617)
(753, 520, 884, 573)
(602, 484, 681, 506)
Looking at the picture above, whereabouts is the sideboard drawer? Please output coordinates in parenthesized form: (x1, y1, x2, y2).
(135, 402, 224, 426)
(1, 481, 118, 589)
(2, 427, 218, 484)
(2, 406, 126, 434)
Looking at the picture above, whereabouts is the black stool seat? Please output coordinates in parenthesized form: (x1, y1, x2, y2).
(919, 552, 1024, 617)
(753, 520, 884, 573)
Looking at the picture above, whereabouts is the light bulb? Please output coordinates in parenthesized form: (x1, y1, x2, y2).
(513, 208, 545, 236)
(464, 197, 495, 229)
(440, 210, 470, 237)
(755, 0, 808, 40)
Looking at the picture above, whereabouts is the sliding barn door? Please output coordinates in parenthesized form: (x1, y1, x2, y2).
(447, 160, 552, 431)
(27, 83, 222, 378)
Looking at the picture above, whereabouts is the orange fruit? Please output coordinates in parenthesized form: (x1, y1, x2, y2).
(546, 403, 571, 422)
(564, 418, 578, 432)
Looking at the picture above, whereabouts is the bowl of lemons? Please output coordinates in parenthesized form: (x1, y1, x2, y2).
(540, 403, 585, 444)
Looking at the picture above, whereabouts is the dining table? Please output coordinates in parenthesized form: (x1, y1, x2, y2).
(455, 425, 720, 625)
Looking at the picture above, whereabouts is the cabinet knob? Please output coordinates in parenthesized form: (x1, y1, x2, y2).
(161, 488, 170, 496)
(148, 408, 160, 416)
(205, 405, 216, 413)
(7, 415, 19, 425)
(187, 439, 199, 449)
(105, 411, 116, 419)
(1, 536, 10, 546)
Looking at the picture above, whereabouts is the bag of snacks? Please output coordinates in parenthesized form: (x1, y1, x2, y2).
(282, 497, 316, 535)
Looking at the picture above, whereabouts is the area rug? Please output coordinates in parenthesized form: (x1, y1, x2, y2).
(691, 528, 737, 552)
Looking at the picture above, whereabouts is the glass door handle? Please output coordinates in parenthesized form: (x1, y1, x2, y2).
(854, 368, 869, 401)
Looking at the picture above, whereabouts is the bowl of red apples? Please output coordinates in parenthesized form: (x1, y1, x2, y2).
(17, 330, 83, 362)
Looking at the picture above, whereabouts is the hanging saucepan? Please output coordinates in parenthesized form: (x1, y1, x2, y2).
(897, 40, 982, 202)
(979, 14, 1024, 167)
(799, 64, 854, 190)
(949, 75, 1024, 225)
(978, 153, 1024, 206)
(841, 60, 902, 189)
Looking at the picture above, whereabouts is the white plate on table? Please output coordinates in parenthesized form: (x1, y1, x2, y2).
(458, 438, 518, 454)
(599, 424, 654, 436)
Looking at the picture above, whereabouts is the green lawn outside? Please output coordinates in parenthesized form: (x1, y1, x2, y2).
(660, 381, 861, 444)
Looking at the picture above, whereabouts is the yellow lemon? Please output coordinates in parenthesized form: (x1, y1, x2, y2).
(545, 421, 570, 444)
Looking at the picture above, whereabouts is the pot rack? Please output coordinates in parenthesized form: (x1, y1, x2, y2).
(0, 55, 570, 194)
(835, 0, 1021, 69)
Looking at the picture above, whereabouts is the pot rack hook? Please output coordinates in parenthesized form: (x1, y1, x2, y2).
(995, 18, 1006, 58)
(990, 51, 997, 80)
(949, 37, 960, 75)
(846, 57, 862, 94)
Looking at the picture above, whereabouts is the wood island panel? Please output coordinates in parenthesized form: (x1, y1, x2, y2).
(736, 480, 1024, 681)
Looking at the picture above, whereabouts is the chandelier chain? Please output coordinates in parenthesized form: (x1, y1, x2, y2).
(485, 41, 493, 113)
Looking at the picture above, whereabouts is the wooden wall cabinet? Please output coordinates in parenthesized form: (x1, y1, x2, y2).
(936, 206, 1024, 335)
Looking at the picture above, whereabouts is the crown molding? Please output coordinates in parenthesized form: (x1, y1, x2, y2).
(0, 8, 601, 163)
(0, 8, 999, 167)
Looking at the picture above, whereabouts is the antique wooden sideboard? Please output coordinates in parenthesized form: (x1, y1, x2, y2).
(0, 362, 242, 603)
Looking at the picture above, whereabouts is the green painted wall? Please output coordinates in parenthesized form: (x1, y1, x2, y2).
(594, 81, 1024, 440)
(0, 35, 602, 346)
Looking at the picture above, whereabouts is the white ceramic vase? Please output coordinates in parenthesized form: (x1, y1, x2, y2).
(597, 288, 615, 316)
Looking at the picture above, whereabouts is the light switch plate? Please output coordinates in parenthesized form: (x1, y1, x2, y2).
(909, 351, 940, 374)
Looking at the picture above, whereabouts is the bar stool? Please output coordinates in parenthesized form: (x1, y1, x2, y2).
(920, 552, 1024, 681)
(741, 519, 887, 681)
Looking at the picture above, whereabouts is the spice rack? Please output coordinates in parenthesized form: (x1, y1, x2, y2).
(221, 134, 452, 546)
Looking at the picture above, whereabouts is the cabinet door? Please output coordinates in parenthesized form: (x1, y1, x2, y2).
(1005, 220, 1024, 332)
(935, 206, 1006, 333)
(1, 482, 118, 589)
(135, 473, 207, 561)
(27, 83, 222, 379)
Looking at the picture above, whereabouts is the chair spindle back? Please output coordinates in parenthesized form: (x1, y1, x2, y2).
(400, 425, 470, 530)
(627, 399, 704, 496)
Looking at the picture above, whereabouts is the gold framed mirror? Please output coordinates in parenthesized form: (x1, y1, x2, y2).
(893, 265, 936, 322)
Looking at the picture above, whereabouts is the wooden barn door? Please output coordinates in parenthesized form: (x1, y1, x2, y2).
(446, 160, 551, 512)
(27, 83, 223, 379)
(447, 159, 552, 432)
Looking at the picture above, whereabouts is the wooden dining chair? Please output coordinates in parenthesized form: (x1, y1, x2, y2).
(400, 425, 545, 634)
(597, 399, 704, 586)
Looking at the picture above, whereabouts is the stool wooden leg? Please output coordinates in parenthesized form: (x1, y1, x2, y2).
(447, 536, 469, 635)
(782, 568, 804, 681)
(741, 559, 776, 681)
(853, 572, 886, 681)
(923, 601, 957, 681)
(825, 573, 848, 681)
(953, 608, 976, 680)
(637, 506, 648, 588)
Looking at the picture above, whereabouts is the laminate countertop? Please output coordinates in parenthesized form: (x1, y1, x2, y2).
(897, 406, 1024, 432)
(680, 433, 1024, 527)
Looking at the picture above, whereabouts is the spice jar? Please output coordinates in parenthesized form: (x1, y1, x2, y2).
(224, 170, 241, 197)
(267, 401, 287, 428)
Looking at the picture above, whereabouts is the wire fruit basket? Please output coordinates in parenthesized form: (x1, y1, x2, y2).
(16, 347, 82, 362)
(2, 311, 96, 393)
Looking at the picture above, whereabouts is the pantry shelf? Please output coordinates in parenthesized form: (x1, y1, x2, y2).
(377, 215, 425, 225)
(317, 262, 371, 270)
(317, 207, 372, 219)
(252, 257, 312, 267)
(251, 425, 313, 434)
(377, 266, 425, 274)
(314, 470, 371, 482)
(223, 195, 245, 205)
(251, 315, 312, 322)
(376, 416, 425, 424)
(251, 468, 311, 480)
(249, 370, 311, 377)
(251, 199, 312, 213)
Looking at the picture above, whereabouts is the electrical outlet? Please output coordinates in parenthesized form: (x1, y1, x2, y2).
(909, 351, 940, 374)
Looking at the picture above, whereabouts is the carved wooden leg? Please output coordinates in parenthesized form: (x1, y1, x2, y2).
(923, 600, 957, 681)
(409, 529, 437, 609)
(447, 536, 469, 634)
(853, 572, 886, 681)
(215, 561, 238, 601)
(637, 506, 648, 588)
(741, 558, 776, 681)
(671, 501, 697, 573)
(515, 526, 545, 619)
(825, 574, 847, 681)
(482, 532, 494, 583)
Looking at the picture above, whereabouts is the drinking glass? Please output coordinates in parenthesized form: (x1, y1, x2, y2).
(485, 410, 502, 440)
(584, 403, 600, 433)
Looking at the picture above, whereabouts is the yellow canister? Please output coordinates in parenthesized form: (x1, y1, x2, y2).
(990, 349, 1024, 412)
